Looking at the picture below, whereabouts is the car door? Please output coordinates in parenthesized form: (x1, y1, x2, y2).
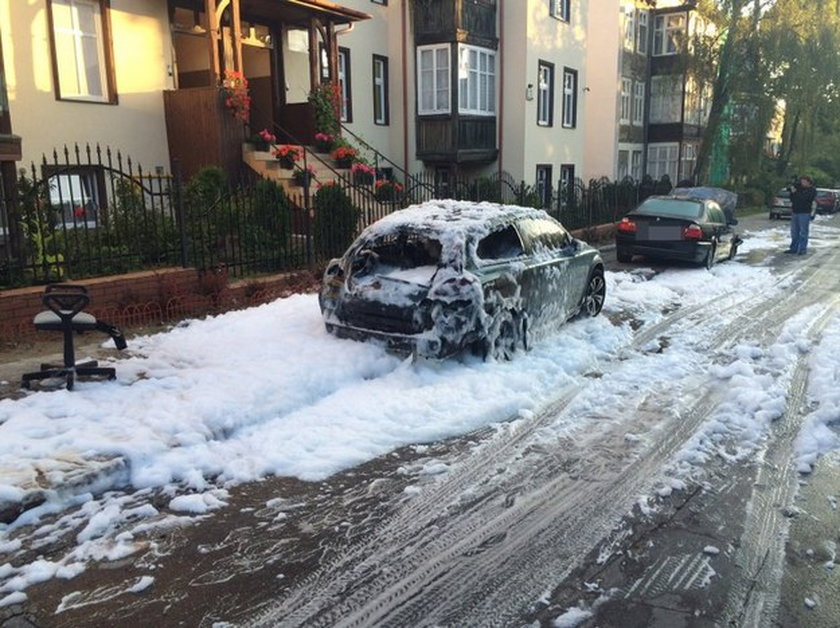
(704, 202, 730, 259)
(515, 218, 582, 326)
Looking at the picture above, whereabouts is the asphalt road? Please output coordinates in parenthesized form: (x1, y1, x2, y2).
(2, 210, 839, 628)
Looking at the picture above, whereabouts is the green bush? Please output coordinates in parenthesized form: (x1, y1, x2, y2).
(312, 184, 360, 260)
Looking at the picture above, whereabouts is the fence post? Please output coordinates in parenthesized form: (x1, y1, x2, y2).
(172, 159, 189, 268)
(303, 169, 315, 270)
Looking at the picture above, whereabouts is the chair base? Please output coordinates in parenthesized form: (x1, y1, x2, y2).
(21, 361, 116, 391)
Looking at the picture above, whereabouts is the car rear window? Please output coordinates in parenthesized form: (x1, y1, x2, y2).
(635, 198, 703, 219)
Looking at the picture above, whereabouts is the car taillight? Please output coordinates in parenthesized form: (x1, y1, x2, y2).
(618, 218, 637, 234)
(682, 224, 704, 240)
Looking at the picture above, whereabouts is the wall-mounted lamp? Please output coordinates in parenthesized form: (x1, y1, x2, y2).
(526, 83, 534, 101)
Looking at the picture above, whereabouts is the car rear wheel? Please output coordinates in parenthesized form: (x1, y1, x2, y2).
(704, 241, 717, 270)
(616, 248, 632, 263)
(579, 269, 606, 318)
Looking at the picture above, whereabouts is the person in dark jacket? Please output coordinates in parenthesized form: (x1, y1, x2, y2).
(786, 175, 816, 255)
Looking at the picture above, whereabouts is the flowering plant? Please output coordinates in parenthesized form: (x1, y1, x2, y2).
(374, 178, 404, 201)
(331, 145, 358, 166)
(222, 70, 250, 122)
(249, 128, 276, 151)
(273, 144, 302, 169)
(351, 162, 376, 185)
(314, 132, 335, 152)
(292, 164, 316, 186)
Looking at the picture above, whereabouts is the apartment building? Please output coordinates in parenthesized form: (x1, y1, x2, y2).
(0, 0, 713, 203)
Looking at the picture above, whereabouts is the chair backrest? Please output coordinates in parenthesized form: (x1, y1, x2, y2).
(42, 284, 90, 322)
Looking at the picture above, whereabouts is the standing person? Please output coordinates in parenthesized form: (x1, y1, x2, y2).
(786, 175, 816, 255)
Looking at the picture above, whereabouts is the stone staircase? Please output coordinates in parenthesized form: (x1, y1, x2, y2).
(242, 143, 356, 197)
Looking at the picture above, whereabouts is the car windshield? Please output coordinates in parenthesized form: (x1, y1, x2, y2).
(816, 191, 832, 199)
(634, 198, 703, 219)
(776, 189, 790, 198)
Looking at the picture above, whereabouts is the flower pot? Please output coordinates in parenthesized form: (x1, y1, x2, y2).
(277, 157, 296, 170)
(334, 158, 354, 169)
(315, 141, 334, 153)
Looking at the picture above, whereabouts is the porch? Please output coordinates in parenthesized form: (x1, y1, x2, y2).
(163, 0, 370, 181)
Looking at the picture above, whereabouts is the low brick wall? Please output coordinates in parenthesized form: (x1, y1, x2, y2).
(0, 268, 318, 348)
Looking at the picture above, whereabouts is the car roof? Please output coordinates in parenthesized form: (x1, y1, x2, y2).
(359, 200, 559, 241)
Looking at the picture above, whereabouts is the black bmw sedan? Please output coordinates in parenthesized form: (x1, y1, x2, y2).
(615, 195, 741, 269)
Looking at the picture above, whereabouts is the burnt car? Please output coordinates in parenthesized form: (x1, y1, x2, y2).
(319, 201, 606, 360)
(615, 192, 741, 269)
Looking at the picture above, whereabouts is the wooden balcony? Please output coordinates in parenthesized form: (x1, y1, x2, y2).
(416, 116, 497, 164)
(414, 0, 497, 48)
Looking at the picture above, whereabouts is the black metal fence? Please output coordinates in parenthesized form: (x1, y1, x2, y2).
(0, 145, 665, 289)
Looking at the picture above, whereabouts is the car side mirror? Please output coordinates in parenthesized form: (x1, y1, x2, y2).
(729, 218, 739, 226)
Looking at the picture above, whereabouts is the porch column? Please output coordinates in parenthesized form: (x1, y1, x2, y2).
(231, 0, 242, 73)
(308, 18, 321, 88)
(205, 0, 221, 83)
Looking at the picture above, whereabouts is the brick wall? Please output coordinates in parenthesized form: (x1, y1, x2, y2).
(0, 268, 318, 348)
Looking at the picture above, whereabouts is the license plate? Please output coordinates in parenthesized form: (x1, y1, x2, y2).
(646, 225, 682, 240)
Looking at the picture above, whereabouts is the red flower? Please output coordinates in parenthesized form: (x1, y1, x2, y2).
(73, 206, 85, 218)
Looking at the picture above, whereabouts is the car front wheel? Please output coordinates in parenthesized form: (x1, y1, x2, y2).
(579, 269, 606, 318)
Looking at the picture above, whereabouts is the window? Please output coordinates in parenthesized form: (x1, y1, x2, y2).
(458, 45, 495, 115)
(653, 13, 685, 56)
(561, 68, 577, 128)
(337, 47, 352, 122)
(624, 5, 635, 50)
(373, 55, 389, 125)
(477, 225, 525, 261)
(48, 0, 115, 103)
(46, 167, 103, 228)
(681, 143, 697, 181)
(649, 75, 682, 123)
(618, 150, 629, 180)
(647, 143, 678, 182)
(536, 165, 553, 208)
(620, 78, 632, 124)
(631, 150, 643, 180)
(550, 0, 570, 22)
(371, 0, 387, 4)
(637, 10, 649, 54)
(537, 61, 554, 126)
(418, 44, 450, 114)
(518, 218, 571, 250)
(559, 164, 575, 208)
(632, 80, 645, 125)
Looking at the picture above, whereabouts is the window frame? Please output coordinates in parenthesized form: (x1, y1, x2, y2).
(632, 80, 645, 126)
(417, 44, 451, 115)
(649, 75, 682, 123)
(647, 142, 679, 183)
(537, 60, 554, 127)
(550, 0, 571, 22)
(42, 164, 106, 229)
(337, 47, 352, 123)
(636, 10, 649, 55)
(620, 77, 632, 124)
(47, 0, 117, 104)
(372, 54, 389, 125)
(559, 164, 575, 208)
(623, 5, 635, 50)
(535, 164, 553, 209)
(561, 67, 577, 129)
(653, 13, 686, 57)
(457, 44, 496, 116)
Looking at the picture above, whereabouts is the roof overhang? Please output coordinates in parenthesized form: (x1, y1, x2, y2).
(242, 0, 371, 25)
